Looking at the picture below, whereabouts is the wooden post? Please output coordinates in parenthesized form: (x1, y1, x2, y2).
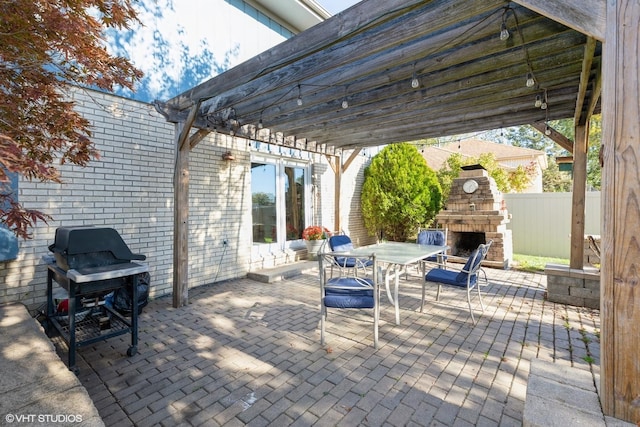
(334, 154, 341, 233)
(173, 123, 189, 308)
(569, 124, 588, 269)
(601, 0, 640, 422)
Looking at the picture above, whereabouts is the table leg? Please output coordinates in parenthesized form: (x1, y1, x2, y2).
(394, 268, 400, 325)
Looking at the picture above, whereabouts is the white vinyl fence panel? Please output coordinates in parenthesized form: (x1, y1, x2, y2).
(503, 192, 601, 259)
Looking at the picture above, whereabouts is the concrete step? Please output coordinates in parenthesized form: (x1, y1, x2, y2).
(247, 260, 317, 283)
(524, 359, 635, 427)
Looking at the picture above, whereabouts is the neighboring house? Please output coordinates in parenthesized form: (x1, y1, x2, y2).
(420, 138, 548, 193)
(0, 1, 378, 309)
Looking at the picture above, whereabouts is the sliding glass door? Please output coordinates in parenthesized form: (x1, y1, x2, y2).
(251, 155, 310, 251)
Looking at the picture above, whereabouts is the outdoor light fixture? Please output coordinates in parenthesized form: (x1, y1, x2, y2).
(526, 72, 535, 87)
(258, 118, 263, 129)
(541, 89, 548, 109)
(342, 98, 349, 109)
(411, 71, 419, 89)
(545, 124, 551, 136)
(534, 94, 542, 108)
(222, 151, 235, 161)
(296, 84, 303, 106)
(500, 22, 510, 41)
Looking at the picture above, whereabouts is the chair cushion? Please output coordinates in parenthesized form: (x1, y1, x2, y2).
(329, 235, 353, 252)
(333, 257, 374, 268)
(456, 249, 480, 282)
(324, 295, 374, 309)
(417, 230, 445, 246)
(324, 277, 375, 308)
(426, 266, 476, 287)
(325, 277, 374, 294)
(425, 254, 448, 262)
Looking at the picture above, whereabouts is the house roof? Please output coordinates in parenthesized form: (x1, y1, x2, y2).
(156, 0, 602, 154)
(420, 138, 548, 171)
(251, 0, 330, 34)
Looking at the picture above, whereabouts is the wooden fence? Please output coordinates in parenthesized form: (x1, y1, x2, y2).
(503, 192, 601, 259)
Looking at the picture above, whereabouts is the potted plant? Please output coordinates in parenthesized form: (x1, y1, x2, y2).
(302, 225, 330, 260)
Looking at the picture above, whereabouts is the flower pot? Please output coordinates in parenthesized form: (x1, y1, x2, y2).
(305, 239, 324, 260)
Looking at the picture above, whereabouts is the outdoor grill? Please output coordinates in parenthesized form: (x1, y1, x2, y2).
(45, 226, 148, 372)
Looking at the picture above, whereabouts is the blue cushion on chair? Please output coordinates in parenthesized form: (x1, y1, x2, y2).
(417, 230, 445, 246)
(325, 277, 373, 296)
(324, 277, 374, 308)
(329, 235, 373, 269)
(324, 295, 374, 309)
(329, 235, 354, 252)
(426, 266, 477, 287)
(456, 249, 481, 282)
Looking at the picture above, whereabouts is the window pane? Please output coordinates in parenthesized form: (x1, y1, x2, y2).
(284, 166, 306, 241)
(251, 163, 276, 244)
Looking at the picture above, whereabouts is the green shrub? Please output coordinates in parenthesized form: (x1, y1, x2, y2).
(361, 143, 442, 241)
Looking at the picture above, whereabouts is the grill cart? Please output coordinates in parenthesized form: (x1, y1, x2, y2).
(45, 226, 148, 372)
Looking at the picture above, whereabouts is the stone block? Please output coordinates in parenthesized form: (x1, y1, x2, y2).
(547, 293, 584, 306)
(547, 282, 570, 296)
(584, 278, 600, 291)
(570, 286, 598, 299)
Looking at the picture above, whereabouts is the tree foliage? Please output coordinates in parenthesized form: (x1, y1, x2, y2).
(436, 152, 536, 202)
(0, 0, 143, 238)
(485, 115, 602, 191)
(361, 143, 442, 241)
(542, 159, 572, 192)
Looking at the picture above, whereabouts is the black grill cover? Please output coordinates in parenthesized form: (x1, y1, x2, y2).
(48, 226, 146, 271)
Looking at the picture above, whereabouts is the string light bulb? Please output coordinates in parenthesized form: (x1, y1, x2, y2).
(500, 22, 510, 41)
(296, 84, 303, 106)
(258, 118, 263, 129)
(545, 124, 551, 136)
(341, 98, 349, 109)
(411, 71, 419, 89)
(541, 89, 548, 109)
(526, 72, 535, 87)
(534, 94, 542, 108)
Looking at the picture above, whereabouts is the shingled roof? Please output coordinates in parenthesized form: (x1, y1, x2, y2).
(420, 138, 548, 171)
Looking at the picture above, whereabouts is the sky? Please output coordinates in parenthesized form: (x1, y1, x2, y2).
(318, 0, 361, 15)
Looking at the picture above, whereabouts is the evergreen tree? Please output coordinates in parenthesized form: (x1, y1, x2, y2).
(361, 143, 442, 241)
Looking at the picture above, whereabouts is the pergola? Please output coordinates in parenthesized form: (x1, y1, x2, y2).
(155, 0, 639, 421)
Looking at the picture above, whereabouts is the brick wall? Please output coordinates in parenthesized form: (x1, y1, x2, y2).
(0, 89, 176, 308)
(0, 88, 377, 309)
(0, 89, 261, 309)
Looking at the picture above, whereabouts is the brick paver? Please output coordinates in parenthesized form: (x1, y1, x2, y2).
(66, 266, 600, 426)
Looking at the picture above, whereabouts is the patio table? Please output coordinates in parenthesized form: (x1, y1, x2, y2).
(335, 241, 447, 325)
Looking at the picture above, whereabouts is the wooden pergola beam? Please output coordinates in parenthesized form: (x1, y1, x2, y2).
(512, 0, 605, 41)
(531, 121, 574, 153)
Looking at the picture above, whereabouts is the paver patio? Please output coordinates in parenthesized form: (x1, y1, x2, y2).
(67, 266, 601, 426)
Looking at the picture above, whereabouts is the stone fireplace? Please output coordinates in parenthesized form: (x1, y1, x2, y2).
(436, 166, 512, 268)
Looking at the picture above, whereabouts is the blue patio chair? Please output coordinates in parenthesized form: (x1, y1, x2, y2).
(328, 233, 373, 276)
(417, 227, 448, 269)
(318, 252, 380, 348)
(422, 240, 493, 324)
